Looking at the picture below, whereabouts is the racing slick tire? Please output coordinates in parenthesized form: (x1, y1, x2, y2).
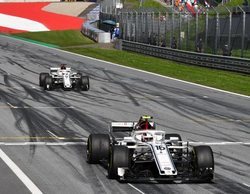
(44, 76, 53, 90)
(193, 146, 214, 182)
(39, 73, 49, 87)
(165, 133, 182, 161)
(87, 134, 110, 164)
(108, 146, 130, 179)
(81, 76, 89, 91)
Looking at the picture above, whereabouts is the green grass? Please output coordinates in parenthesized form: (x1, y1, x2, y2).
(124, 0, 165, 9)
(12, 30, 250, 96)
(142, 0, 164, 9)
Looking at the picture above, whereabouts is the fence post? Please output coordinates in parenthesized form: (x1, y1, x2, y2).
(195, 10, 199, 48)
(135, 11, 138, 42)
(158, 12, 160, 46)
(205, 9, 208, 52)
(171, 8, 174, 47)
(129, 12, 131, 41)
(179, 11, 181, 49)
(150, 12, 155, 44)
(238, 6, 246, 58)
(152, 12, 155, 42)
(212, 7, 219, 54)
(224, 6, 232, 51)
(141, 12, 144, 43)
(164, 11, 167, 47)
(145, 12, 148, 44)
(186, 11, 190, 50)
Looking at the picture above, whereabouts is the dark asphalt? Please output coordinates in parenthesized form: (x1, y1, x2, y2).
(0, 35, 249, 194)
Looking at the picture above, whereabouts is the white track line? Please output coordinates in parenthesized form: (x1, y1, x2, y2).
(128, 183, 146, 194)
(243, 183, 250, 187)
(188, 142, 250, 145)
(6, 102, 17, 109)
(0, 149, 43, 194)
(1, 35, 249, 99)
(46, 130, 66, 140)
(7, 106, 74, 109)
(0, 142, 86, 146)
(60, 49, 250, 99)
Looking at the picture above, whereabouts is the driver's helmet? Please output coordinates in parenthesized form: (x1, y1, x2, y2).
(136, 115, 154, 130)
(60, 64, 66, 70)
(141, 132, 153, 142)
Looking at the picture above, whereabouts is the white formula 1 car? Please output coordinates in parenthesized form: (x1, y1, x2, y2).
(39, 65, 89, 91)
(87, 116, 214, 182)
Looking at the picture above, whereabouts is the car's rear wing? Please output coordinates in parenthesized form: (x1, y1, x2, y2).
(110, 122, 135, 132)
(110, 121, 156, 132)
(50, 67, 60, 73)
(50, 67, 71, 73)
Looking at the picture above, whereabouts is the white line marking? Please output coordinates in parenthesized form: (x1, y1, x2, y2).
(46, 130, 66, 140)
(13, 106, 74, 109)
(0, 142, 86, 146)
(61, 49, 250, 99)
(2, 35, 249, 99)
(0, 148, 43, 194)
(128, 183, 146, 194)
(0, 13, 49, 32)
(6, 102, 17, 109)
(188, 142, 250, 145)
(243, 183, 250, 187)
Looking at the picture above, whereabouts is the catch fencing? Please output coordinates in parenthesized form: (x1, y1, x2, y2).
(100, 5, 250, 58)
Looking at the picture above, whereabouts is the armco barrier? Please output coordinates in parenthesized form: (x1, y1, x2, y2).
(122, 40, 250, 74)
(81, 20, 110, 43)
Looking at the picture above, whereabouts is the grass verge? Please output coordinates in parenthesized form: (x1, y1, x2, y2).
(13, 30, 250, 96)
(124, 0, 165, 9)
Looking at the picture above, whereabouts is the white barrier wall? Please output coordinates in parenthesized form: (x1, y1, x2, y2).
(81, 20, 111, 43)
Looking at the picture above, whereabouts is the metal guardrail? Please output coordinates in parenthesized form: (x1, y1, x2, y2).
(122, 40, 250, 74)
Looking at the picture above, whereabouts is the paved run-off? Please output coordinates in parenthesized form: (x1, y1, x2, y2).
(0, 2, 86, 33)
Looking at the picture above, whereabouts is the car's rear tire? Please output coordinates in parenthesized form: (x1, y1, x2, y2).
(44, 76, 53, 90)
(87, 134, 110, 164)
(193, 146, 214, 182)
(81, 76, 89, 91)
(39, 73, 49, 87)
(108, 146, 130, 179)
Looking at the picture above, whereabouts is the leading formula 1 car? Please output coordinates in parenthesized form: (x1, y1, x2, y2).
(86, 116, 214, 182)
(39, 64, 89, 91)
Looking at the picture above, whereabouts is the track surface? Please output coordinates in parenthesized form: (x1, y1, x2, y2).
(0, 35, 249, 194)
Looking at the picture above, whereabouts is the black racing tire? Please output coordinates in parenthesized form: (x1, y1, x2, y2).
(193, 146, 214, 182)
(81, 76, 89, 91)
(39, 73, 49, 87)
(108, 146, 130, 179)
(44, 76, 53, 90)
(87, 134, 110, 164)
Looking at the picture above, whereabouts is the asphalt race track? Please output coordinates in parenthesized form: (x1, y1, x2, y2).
(0, 35, 250, 194)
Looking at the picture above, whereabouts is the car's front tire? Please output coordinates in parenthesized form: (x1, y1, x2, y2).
(44, 76, 53, 90)
(39, 73, 49, 87)
(87, 134, 110, 164)
(108, 145, 130, 179)
(81, 76, 89, 91)
(193, 145, 214, 182)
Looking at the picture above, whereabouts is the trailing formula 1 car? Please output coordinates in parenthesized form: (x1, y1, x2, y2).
(39, 64, 89, 91)
(86, 116, 214, 182)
